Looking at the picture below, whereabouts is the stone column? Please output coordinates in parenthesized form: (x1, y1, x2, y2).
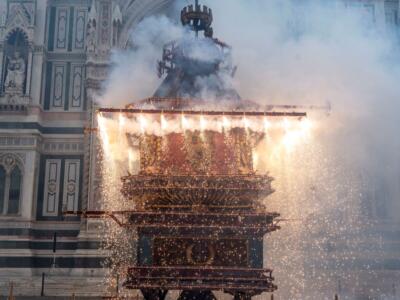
(30, 46, 45, 106)
(82, 0, 113, 215)
(30, 0, 48, 106)
(21, 150, 39, 220)
(25, 44, 34, 96)
(0, 0, 5, 90)
(0, 44, 4, 93)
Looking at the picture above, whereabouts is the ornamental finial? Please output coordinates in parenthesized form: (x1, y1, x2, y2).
(181, 0, 213, 38)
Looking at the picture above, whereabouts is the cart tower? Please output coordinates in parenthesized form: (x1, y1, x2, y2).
(121, 2, 281, 299)
(82, 2, 308, 299)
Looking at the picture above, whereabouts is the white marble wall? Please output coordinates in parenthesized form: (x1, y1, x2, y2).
(30, 1, 47, 107)
(21, 150, 39, 219)
(0, 0, 398, 298)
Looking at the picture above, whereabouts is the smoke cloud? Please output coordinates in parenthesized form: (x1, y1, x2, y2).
(99, 16, 184, 106)
(99, 0, 400, 298)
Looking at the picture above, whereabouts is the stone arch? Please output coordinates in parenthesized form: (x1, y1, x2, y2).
(3, 27, 29, 60)
(0, 153, 24, 215)
(4, 27, 29, 44)
(0, 153, 24, 174)
(117, 0, 175, 49)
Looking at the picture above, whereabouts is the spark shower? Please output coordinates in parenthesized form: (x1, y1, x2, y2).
(90, 0, 400, 299)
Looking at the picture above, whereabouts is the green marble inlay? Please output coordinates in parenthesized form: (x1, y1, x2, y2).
(47, 7, 56, 51)
(68, 7, 75, 52)
(44, 62, 52, 110)
(64, 62, 71, 110)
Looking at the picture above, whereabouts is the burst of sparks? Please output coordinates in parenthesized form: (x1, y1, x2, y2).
(95, 110, 370, 299)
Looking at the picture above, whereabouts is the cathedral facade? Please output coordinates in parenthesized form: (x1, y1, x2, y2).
(0, 0, 399, 298)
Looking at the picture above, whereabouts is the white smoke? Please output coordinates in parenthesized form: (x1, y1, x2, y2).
(197, 1, 400, 298)
(98, 0, 400, 298)
(100, 0, 400, 218)
(99, 16, 184, 106)
(167, 0, 400, 217)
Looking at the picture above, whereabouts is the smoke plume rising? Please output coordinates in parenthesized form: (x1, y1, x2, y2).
(99, 0, 400, 298)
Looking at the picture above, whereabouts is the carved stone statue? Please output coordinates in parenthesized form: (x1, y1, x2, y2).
(86, 23, 96, 53)
(4, 51, 26, 94)
(0, 7, 6, 26)
(86, 5, 97, 54)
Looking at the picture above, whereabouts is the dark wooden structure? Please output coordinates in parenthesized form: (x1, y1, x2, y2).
(73, 1, 309, 298)
(102, 98, 283, 299)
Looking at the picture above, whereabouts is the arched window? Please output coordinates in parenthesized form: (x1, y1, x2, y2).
(0, 166, 5, 213)
(8, 166, 22, 214)
(0, 156, 23, 216)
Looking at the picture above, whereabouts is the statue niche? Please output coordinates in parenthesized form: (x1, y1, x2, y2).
(3, 29, 28, 95)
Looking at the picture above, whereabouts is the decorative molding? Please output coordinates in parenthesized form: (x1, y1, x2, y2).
(86, 3, 97, 55)
(0, 1, 36, 42)
(86, 219, 104, 232)
(42, 159, 62, 217)
(51, 63, 66, 109)
(98, 2, 111, 53)
(42, 141, 84, 154)
(0, 122, 85, 135)
(47, 52, 86, 61)
(0, 151, 24, 216)
(112, 4, 122, 25)
(62, 159, 80, 212)
(70, 64, 85, 109)
(0, 137, 36, 148)
(112, 4, 122, 47)
(85, 61, 109, 81)
(0, 152, 25, 171)
(33, 45, 46, 53)
(0, 94, 31, 107)
(55, 7, 69, 50)
(6, 4, 32, 27)
(74, 9, 87, 50)
(81, 113, 93, 212)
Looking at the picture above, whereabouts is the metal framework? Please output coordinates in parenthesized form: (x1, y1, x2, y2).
(77, 0, 319, 298)
(97, 107, 307, 118)
(65, 210, 280, 233)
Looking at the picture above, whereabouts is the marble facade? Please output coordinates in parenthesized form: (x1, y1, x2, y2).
(0, 0, 398, 298)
